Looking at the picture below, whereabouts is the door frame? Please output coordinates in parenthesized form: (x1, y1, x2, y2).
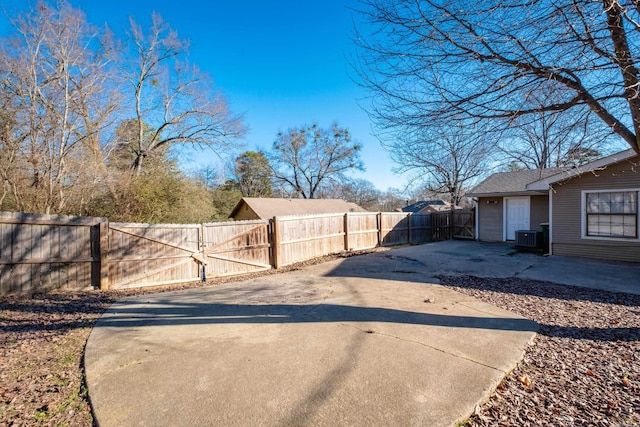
(503, 196, 531, 241)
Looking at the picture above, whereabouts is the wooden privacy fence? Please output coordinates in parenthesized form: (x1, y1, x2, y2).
(0, 212, 105, 295)
(0, 209, 474, 295)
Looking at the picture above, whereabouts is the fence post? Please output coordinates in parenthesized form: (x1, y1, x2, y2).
(272, 216, 281, 269)
(343, 213, 350, 251)
(407, 213, 412, 244)
(99, 218, 110, 290)
(449, 210, 454, 240)
(199, 223, 206, 282)
(377, 212, 383, 247)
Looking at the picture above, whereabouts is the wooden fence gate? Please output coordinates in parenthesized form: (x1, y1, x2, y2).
(201, 220, 272, 277)
(452, 209, 475, 239)
(106, 220, 276, 288)
(107, 223, 202, 289)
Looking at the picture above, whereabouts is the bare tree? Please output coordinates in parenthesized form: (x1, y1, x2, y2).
(379, 188, 407, 211)
(123, 14, 245, 174)
(0, 106, 23, 210)
(268, 123, 363, 199)
(0, 1, 116, 214)
(0, 2, 246, 221)
(319, 178, 381, 210)
(498, 86, 625, 169)
(354, 0, 640, 154)
(503, 110, 606, 170)
(381, 120, 493, 205)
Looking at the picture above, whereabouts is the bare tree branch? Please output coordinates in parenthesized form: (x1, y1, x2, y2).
(0, 1, 116, 213)
(124, 14, 245, 174)
(353, 0, 640, 154)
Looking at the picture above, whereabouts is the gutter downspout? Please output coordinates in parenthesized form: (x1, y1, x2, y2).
(548, 188, 553, 256)
(474, 197, 479, 240)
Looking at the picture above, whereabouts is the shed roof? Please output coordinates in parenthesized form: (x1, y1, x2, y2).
(467, 168, 563, 197)
(402, 200, 449, 213)
(229, 197, 367, 219)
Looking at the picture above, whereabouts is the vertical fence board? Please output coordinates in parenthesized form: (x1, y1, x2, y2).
(380, 213, 410, 246)
(346, 213, 379, 250)
(275, 214, 347, 267)
(409, 213, 428, 244)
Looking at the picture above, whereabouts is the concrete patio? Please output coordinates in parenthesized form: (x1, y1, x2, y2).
(84, 241, 639, 426)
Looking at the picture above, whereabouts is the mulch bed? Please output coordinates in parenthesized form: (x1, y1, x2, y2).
(439, 276, 640, 426)
(1, 259, 638, 426)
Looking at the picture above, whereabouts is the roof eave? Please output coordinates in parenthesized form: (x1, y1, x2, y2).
(467, 190, 547, 198)
(526, 149, 637, 191)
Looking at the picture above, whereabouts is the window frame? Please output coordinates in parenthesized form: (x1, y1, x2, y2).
(581, 189, 640, 241)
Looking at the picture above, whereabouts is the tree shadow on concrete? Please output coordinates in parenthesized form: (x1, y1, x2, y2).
(93, 299, 537, 332)
(321, 252, 640, 342)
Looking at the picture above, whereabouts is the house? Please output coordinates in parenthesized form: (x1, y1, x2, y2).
(229, 197, 367, 221)
(468, 149, 640, 262)
(401, 200, 457, 213)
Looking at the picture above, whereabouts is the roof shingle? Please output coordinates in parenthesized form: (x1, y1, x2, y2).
(468, 169, 563, 196)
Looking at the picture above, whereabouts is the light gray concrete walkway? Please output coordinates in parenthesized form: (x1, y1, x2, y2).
(387, 240, 640, 295)
(85, 241, 639, 427)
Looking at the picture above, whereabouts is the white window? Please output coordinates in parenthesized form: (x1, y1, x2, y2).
(584, 190, 638, 239)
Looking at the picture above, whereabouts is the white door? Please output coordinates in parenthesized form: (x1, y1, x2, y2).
(505, 197, 530, 240)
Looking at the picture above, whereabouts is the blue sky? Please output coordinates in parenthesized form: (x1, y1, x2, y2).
(0, 0, 409, 192)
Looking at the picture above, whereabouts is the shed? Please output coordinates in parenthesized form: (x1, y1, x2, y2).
(401, 200, 457, 213)
(229, 197, 367, 221)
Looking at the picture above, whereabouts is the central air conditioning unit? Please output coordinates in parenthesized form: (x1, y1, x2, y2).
(515, 230, 543, 252)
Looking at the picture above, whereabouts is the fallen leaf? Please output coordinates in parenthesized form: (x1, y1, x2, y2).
(586, 369, 595, 376)
(518, 374, 531, 387)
